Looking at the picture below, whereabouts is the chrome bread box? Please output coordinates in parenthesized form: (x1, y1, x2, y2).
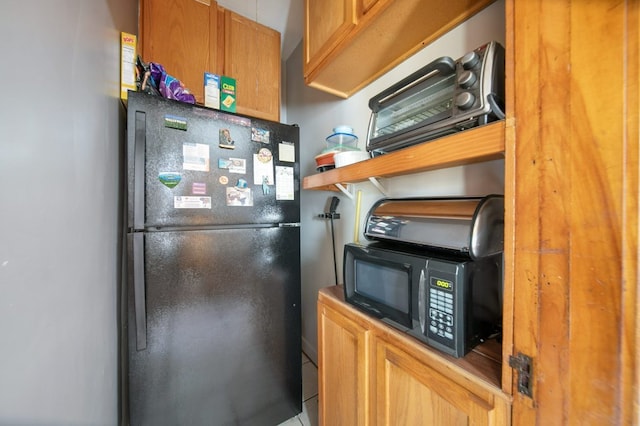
(364, 195, 504, 259)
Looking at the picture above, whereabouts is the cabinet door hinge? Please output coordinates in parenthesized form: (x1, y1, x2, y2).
(508, 352, 533, 398)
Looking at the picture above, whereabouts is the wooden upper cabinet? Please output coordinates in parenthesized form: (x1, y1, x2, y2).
(303, 0, 356, 76)
(360, 0, 380, 15)
(303, 0, 381, 75)
(139, 1, 281, 121)
(303, 0, 495, 98)
(224, 10, 281, 122)
(139, 0, 218, 104)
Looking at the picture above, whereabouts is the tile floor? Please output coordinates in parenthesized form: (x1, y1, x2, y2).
(278, 352, 319, 426)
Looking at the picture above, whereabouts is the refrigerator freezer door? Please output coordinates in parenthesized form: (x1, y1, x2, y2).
(127, 92, 300, 230)
(126, 226, 302, 426)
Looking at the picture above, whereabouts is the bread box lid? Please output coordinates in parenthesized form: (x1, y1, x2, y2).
(363, 195, 504, 259)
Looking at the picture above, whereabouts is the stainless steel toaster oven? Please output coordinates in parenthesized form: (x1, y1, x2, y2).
(366, 41, 505, 155)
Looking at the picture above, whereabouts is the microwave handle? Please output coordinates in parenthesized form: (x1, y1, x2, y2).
(418, 268, 427, 334)
(368, 56, 457, 112)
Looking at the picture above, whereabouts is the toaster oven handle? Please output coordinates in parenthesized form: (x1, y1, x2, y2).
(369, 56, 457, 112)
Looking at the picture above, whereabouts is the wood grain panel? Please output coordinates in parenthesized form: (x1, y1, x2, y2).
(304, 0, 356, 73)
(375, 338, 509, 425)
(224, 10, 280, 121)
(510, 0, 639, 423)
(318, 303, 371, 426)
(622, 3, 639, 424)
(140, 0, 218, 104)
(305, 0, 495, 97)
(568, 1, 626, 423)
(501, 0, 516, 397)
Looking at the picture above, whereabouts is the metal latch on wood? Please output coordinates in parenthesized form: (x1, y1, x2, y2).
(508, 352, 533, 398)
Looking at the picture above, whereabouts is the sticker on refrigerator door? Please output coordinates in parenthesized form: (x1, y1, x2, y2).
(275, 166, 294, 200)
(164, 115, 187, 131)
(253, 150, 274, 185)
(219, 128, 235, 149)
(174, 196, 211, 209)
(158, 172, 182, 188)
(226, 180, 253, 206)
(183, 143, 210, 172)
(251, 127, 270, 143)
(192, 182, 207, 195)
(218, 157, 246, 174)
(257, 148, 272, 163)
(262, 176, 270, 195)
(279, 142, 295, 163)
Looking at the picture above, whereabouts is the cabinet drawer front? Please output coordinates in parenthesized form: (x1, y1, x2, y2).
(375, 339, 510, 426)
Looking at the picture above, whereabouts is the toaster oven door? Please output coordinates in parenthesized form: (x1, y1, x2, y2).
(367, 57, 458, 151)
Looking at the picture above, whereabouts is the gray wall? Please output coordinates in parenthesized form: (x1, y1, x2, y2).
(285, 0, 506, 363)
(0, 1, 136, 424)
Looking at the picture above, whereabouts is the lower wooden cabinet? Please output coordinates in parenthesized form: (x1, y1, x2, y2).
(375, 339, 510, 425)
(318, 286, 511, 426)
(318, 299, 371, 425)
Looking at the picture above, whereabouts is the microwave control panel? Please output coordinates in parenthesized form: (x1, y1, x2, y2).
(417, 258, 469, 358)
(428, 275, 455, 342)
(426, 267, 461, 353)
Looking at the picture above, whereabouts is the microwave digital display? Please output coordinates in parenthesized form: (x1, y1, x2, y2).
(430, 276, 453, 292)
(354, 259, 409, 314)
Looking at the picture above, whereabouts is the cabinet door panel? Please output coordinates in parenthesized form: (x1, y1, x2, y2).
(140, 0, 218, 104)
(304, 0, 357, 74)
(360, 0, 380, 15)
(318, 303, 370, 426)
(224, 10, 280, 121)
(375, 339, 509, 426)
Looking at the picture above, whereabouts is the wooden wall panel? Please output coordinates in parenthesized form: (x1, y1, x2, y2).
(622, 2, 639, 424)
(510, 0, 639, 423)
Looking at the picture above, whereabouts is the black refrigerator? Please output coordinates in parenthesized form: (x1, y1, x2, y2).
(120, 91, 302, 426)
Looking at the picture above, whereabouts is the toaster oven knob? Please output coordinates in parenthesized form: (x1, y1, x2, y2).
(461, 51, 480, 69)
(458, 70, 477, 89)
(455, 92, 476, 110)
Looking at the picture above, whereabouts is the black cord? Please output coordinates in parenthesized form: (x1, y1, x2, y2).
(487, 93, 505, 120)
(330, 216, 339, 286)
(320, 195, 341, 286)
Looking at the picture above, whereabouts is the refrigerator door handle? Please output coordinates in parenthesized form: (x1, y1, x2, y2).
(133, 232, 147, 350)
(133, 111, 146, 230)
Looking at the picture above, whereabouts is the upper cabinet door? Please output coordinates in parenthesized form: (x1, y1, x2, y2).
(303, 0, 357, 77)
(140, 0, 219, 104)
(224, 10, 281, 122)
(303, 0, 495, 98)
(360, 0, 381, 15)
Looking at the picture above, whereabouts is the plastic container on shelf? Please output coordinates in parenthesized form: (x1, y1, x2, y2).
(334, 150, 371, 167)
(325, 125, 358, 149)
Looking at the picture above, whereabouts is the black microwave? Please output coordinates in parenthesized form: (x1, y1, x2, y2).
(343, 242, 502, 358)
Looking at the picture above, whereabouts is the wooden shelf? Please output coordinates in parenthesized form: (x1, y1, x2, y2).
(303, 121, 506, 191)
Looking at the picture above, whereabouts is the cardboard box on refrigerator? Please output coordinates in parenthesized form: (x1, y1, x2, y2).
(220, 76, 237, 113)
(204, 73, 220, 109)
(120, 32, 137, 101)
